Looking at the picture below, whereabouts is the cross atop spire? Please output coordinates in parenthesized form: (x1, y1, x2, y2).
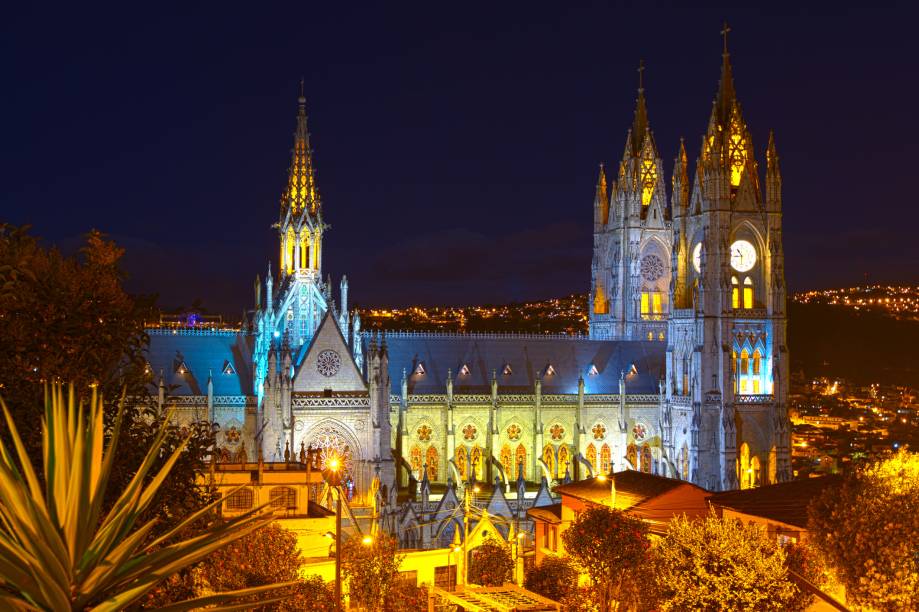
(637, 58, 645, 92)
(721, 21, 731, 56)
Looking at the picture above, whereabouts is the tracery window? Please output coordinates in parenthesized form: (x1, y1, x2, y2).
(410, 446, 423, 480)
(456, 446, 467, 480)
(542, 445, 555, 480)
(732, 276, 740, 309)
(426, 446, 438, 481)
(640, 444, 652, 473)
(515, 444, 527, 479)
(586, 444, 597, 473)
(600, 444, 611, 474)
(680, 444, 690, 480)
(626, 444, 637, 470)
(500, 445, 512, 479)
(470, 446, 484, 481)
(557, 445, 570, 479)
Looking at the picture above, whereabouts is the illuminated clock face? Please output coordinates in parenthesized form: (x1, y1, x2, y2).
(692, 243, 702, 274)
(730, 240, 757, 272)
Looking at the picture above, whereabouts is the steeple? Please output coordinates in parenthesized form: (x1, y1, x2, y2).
(672, 138, 689, 215)
(712, 22, 737, 128)
(765, 130, 782, 210)
(594, 163, 609, 227)
(629, 60, 650, 157)
(283, 81, 320, 218)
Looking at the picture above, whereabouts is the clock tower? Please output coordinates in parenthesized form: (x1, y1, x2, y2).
(664, 29, 791, 491)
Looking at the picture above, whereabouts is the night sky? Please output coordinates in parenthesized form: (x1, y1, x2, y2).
(3, 2, 917, 316)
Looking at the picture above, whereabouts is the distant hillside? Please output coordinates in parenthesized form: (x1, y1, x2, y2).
(358, 296, 919, 386)
(788, 301, 919, 386)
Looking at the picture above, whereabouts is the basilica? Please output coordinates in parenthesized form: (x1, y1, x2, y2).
(146, 36, 791, 504)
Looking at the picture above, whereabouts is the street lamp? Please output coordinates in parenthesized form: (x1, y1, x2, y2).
(322, 453, 344, 610)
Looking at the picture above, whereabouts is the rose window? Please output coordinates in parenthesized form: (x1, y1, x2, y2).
(640, 254, 665, 282)
(417, 424, 432, 442)
(549, 424, 565, 441)
(632, 422, 648, 441)
(316, 350, 341, 377)
(225, 426, 241, 444)
(506, 424, 521, 441)
(462, 424, 477, 441)
(592, 423, 606, 441)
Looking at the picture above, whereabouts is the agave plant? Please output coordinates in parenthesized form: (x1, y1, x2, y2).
(0, 385, 294, 611)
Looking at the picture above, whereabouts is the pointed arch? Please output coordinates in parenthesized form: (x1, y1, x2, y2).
(739, 443, 752, 489)
(640, 443, 652, 473)
(731, 276, 740, 309)
(410, 446, 422, 480)
(557, 445, 570, 479)
(500, 444, 512, 480)
(626, 444, 637, 470)
(515, 444, 527, 479)
(586, 444, 597, 473)
(470, 446, 484, 481)
(600, 444, 611, 474)
(542, 445, 555, 480)
(455, 446, 467, 481)
(426, 446, 439, 481)
(743, 276, 753, 308)
(680, 443, 690, 480)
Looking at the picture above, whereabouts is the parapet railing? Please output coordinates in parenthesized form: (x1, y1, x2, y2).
(360, 330, 586, 340)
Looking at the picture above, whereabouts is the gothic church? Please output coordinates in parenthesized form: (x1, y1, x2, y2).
(146, 36, 791, 498)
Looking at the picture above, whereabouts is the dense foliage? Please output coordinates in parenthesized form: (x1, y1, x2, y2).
(560, 506, 650, 611)
(653, 514, 797, 611)
(783, 542, 830, 611)
(808, 450, 919, 610)
(341, 533, 405, 611)
(0, 385, 286, 611)
(524, 556, 578, 603)
(468, 537, 514, 587)
(0, 224, 216, 535)
(145, 522, 339, 612)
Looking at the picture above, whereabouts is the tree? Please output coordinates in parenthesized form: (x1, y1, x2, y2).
(341, 533, 405, 611)
(0, 224, 216, 537)
(468, 537, 514, 587)
(653, 514, 797, 611)
(524, 556, 578, 602)
(0, 384, 291, 610)
(808, 450, 919, 610)
(783, 542, 830, 612)
(560, 505, 650, 611)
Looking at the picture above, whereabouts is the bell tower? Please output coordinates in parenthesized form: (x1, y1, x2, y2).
(590, 62, 671, 341)
(665, 26, 790, 491)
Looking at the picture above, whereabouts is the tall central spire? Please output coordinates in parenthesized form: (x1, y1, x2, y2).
(712, 22, 737, 128)
(284, 81, 320, 217)
(629, 59, 650, 156)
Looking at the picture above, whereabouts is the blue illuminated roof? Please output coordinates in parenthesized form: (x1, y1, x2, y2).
(370, 334, 665, 395)
(146, 330, 254, 395)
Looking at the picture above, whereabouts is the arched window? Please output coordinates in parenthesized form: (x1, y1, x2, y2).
(743, 277, 753, 309)
(751, 455, 761, 488)
(500, 445, 512, 479)
(455, 446, 467, 480)
(269, 486, 297, 510)
(557, 445, 570, 479)
(640, 444, 652, 473)
(542, 445, 555, 480)
(226, 488, 253, 511)
(300, 234, 310, 269)
(626, 444, 637, 470)
(410, 446, 423, 480)
(426, 446, 438, 481)
(752, 349, 762, 394)
(586, 444, 597, 474)
(470, 446, 484, 481)
(600, 444, 611, 474)
(768, 447, 777, 485)
(515, 444, 527, 480)
(740, 349, 750, 394)
(739, 443, 752, 489)
(731, 276, 740, 309)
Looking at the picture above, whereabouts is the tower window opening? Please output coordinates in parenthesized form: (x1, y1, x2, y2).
(731, 276, 739, 309)
(743, 277, 753, 309)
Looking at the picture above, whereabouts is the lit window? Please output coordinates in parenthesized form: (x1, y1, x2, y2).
(641, 292, 650, 316)
(732, 277, 739, 309)
(652, 292, 662, 315)
(741, 349, 749, 375)
(743, 277, 754, 309)
(226, 488, 253, 511)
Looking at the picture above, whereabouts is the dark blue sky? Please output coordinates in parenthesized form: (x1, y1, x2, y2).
(3, 2, 917, 315)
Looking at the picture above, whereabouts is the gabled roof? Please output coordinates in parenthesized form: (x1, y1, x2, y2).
(146, 331, 253, 395)
(526, 502, 561, 524)
(708, 476, 841, 529)
(555, 472, 711, 532)
(375, 335, 665, 395)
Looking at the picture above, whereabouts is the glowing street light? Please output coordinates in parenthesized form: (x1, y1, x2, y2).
(361, 535, 374, 546)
